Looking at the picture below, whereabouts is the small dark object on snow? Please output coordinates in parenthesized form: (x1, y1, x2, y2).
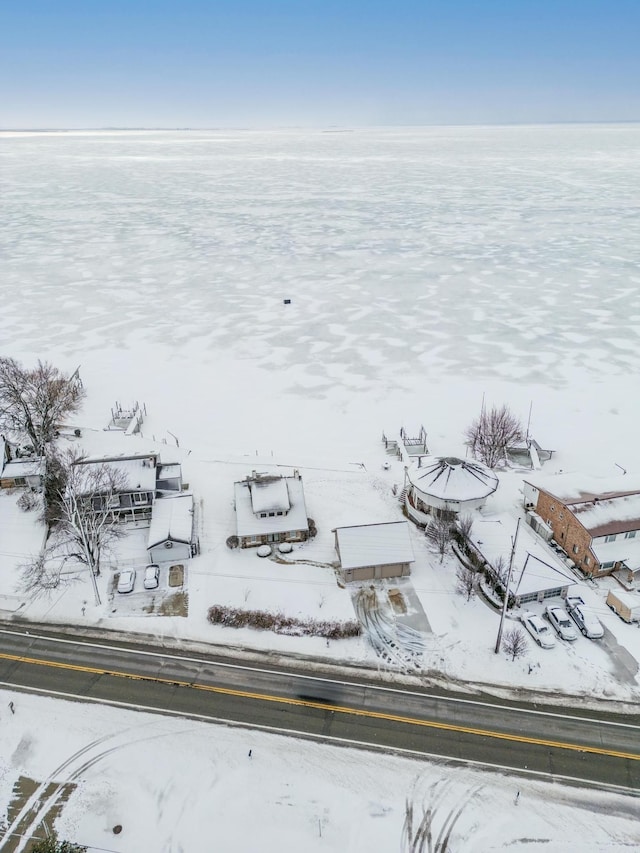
(113, 825, 122, 834)
(515, 792, 520, 805)
(283, 299, 291, 305)
(248, 749, 252, 758)
(8, 701, 14, 714)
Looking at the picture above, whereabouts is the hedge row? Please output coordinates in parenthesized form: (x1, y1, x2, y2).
(207, 605, 360, 639)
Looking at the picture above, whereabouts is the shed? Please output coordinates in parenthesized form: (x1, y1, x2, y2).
(147, 493, 194, 563)
(333, 521, 415, 583)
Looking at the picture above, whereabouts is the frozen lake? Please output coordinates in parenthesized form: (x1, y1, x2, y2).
(2, 125, 640, 459)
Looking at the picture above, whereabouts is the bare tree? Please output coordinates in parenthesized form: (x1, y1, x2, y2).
(425, 511, 456, 563)
(464, 404, 524, 469)
(455, 564, 476, 601)
(502, 626, 528, 661)
(456, 514, 474, 542)
(0, 358, 84, 455)
(20, 450, 127, 605)
(488, 555, 509, 597)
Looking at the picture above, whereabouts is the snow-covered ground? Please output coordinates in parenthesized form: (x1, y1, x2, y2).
(0, 689, 638, 853)
(1, 125, 639, 846)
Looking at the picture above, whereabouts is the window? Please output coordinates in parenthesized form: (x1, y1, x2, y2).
(584, 555, 590, 565)
(601, 560, 615, 570)
(572, 544, 579, 555)
(260, 512, 267, 518)
(132, 492, 147, 505)
(550, 504, 555, 512)
(559, 512, 564, 520)
(14, 477, 26, 486)
(604, 534, 617, 543)
(268, 512, 275, 517)
(624, 531, 637, 539)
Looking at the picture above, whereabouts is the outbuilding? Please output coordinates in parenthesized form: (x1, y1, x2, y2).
(333, 521, 415, 583)
(147, 493, 195, 563)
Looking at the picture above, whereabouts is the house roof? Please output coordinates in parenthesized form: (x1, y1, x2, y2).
(148, 493, 194, 548)
(73, 454, 158, 492)
(407, 455, 498, 503)
(0, 458, 45, 479)
(470, 514, 574, 596)
(249, 476, 291, 514)
(570, 493, 640, 537)
(525, 473, 640, 507)
(592, 536, 640, 570)
(333, 521, 415, 570)
(234, 474, 308, 539)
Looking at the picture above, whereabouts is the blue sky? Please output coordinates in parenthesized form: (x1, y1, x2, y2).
(1, 0, 638, 127)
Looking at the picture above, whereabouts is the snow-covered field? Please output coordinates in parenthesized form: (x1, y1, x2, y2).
(1, 125, 640, 847)
(0, 689, 638, 853)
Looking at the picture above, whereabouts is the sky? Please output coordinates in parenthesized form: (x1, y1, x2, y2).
(1, 0, 639, 128)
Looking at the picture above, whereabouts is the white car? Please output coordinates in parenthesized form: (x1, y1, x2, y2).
(544, 605, 578, 641)
(143, 564, 160, 590)
(521, 611, 556, 649)
(566, 595, 604, 639)
(117, 569, 135, 594)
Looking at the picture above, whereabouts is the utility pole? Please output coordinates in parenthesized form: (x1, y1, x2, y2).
(495, 518, 521, 654)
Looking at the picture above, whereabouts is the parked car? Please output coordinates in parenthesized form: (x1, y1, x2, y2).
(521, 611, 556, 649)
(117, 569, 136, 594)
(566, 595, 604, 639)
(544, 605, 578, 641)
(143, 564, 160, 590)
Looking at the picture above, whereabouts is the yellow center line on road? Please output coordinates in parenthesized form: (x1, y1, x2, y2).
(3, 651, 640, 762)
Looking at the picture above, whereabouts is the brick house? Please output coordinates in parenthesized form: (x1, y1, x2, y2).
(523, 476, 640, 579)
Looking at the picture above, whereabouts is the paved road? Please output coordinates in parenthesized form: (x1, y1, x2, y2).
(0, 625, 638, 792)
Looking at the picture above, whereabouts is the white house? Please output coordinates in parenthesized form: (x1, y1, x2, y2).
(404, 455, 498, 525)
(234, 470, 309, 548)
(147, 493, 195, 563)
(0, 437, 45, 490)
(333, 521, 415, 583)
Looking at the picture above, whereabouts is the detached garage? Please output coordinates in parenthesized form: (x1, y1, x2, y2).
(333, 521, 415, 583)
(147, 493, 195, 563)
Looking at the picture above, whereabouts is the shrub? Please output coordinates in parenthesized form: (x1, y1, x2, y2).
(207, 605, 360, 639)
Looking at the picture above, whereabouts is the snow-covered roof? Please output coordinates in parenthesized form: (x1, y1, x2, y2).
(334, 521, 415, 570)
(249, 476, 291, 514)
(74, 454, 157, 492)
(525, 473, 640, 506)
(592, 537, 640, 570)
(470, 514, 574, 595)
(407, 456, 498, 503)
(571, 493, 640, 537)
(0, 458, 45, 478)
(234, 474, 307, 538)
(148, 493, 194, 548)
(158, 464, 182, 480)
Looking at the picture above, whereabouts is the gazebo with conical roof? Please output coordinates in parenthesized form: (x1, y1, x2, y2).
(404, 455, 498, 525)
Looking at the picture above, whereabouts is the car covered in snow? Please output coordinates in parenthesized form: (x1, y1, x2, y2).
(117, 569, 136, 594)
(544, 605, 578, 641)
(566, 595, 604, 639)
(521, 611, 556, 649)
(143, 564, 160, 590)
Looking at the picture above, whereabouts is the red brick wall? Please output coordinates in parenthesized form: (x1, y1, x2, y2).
(536, 490, 600, 576)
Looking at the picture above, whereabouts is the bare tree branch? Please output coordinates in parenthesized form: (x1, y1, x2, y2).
(425, 511, 456, 563)
(20, 449, 128, 604)
(455, 564, 476, 601)
(502, 626, 528, 661)
(464, 404, 524, 469)
(0, 357, 84, 455)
